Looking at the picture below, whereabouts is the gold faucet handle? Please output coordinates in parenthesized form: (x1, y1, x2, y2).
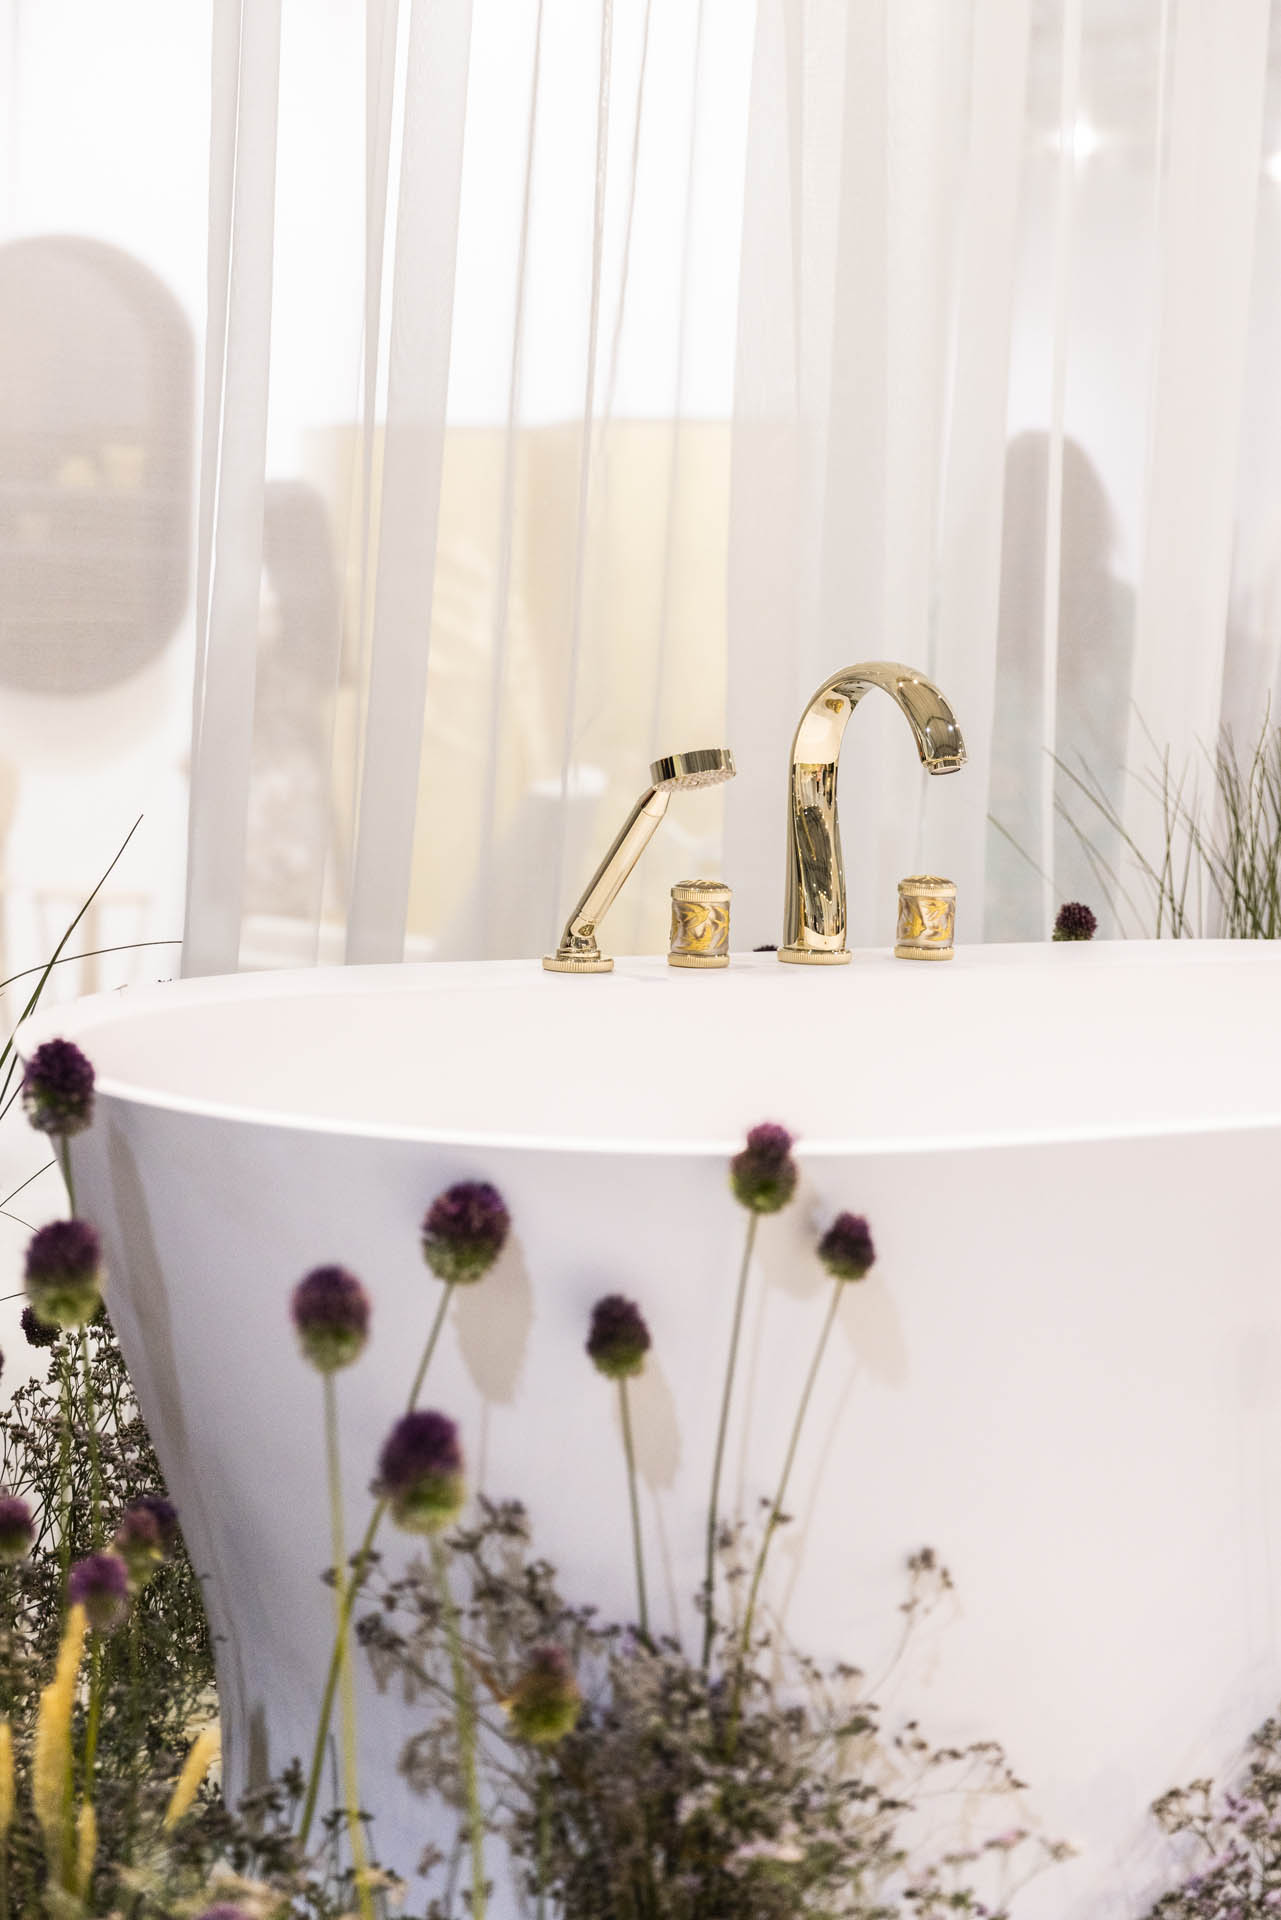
(668, 880, 731, 968)
(894, 874, 956, 960)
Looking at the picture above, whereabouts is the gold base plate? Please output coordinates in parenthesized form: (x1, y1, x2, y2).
(894, 944, 953, 961)
(543, 952, 614, 973)
(668, 952, 729, 969)
(778, 945, 852, 966)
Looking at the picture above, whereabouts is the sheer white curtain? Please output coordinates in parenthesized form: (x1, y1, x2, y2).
(185, 0, 753, 974)
(183, 0, 1281, 973)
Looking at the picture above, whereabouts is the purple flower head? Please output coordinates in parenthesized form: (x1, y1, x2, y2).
(21, 1305, 58, 1351)
(24, 1218, 102, 1330)
(818, 1212, 876, 1283)
(421, 1181, 510, 1285)
(586, 1294, 651, 1381)
(730, 1123, 798, 1215)
(113, 1499, 178, 1589)
(1053, 901, 1097, 943)
(68, 1551, 130, 1634)
(21, 1038, 95, 1138)
(196, 1909, 254, 1920)
(506, 1644, 582, 1746)
(291, 1265, 370, 1373)
(132, 1495, 179, 1551)
(0, 1495, 34, 1564)
(377, 1410, 464, 1534)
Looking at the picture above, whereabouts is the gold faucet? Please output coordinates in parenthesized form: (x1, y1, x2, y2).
(780, 662, 965, 965)
(544, 747, 736, 973)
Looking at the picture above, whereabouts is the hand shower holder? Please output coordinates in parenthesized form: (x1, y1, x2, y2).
(543, 747, 736, 974)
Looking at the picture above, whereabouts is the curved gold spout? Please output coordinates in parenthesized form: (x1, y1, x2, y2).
(780, 662, 965, 965)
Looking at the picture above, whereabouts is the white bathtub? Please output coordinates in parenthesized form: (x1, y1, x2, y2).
(19, 942, 1281, 1917)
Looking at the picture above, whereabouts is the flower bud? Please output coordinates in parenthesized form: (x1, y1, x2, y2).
(68, 1552, 129, 1634)
(507, 1645, 582, 1745)
(421, 1181, 510, 1284)
(21, 1306, 58, 1350)
(817, 1212, 875, 1282)
(113, 1499, 178, 1590)
(0, 1496, 35, 1564)
(24, 1219, 102, 1330)
(377, 1410, 464, 1534)
(586, 1295, 651, 1380)
(291, 1265, 370, 1373)
(21, 1039, 95, 1138)
(1053, 901, 1097, 942)
(730, 1123, 797, 1214)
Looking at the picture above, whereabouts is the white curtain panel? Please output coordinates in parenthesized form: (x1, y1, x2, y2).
(180, 0, 1281, 974)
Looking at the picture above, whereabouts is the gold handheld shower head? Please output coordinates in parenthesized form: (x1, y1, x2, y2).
(543, 747, 737, 974)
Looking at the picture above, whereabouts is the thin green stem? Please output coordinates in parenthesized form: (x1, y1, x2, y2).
(537, 1764, 550, 1920)
(298, 1281, 455, 1845)
(433, 1536, 485, 1920)
(56, 1347, 72, 1593)
(729, 1277, 846, 1746)
(77, 1331, 102, 1548)
(702, 1212, 756, 1667)
(324, 1376, 374, 1920)
(57, 1139, 75, 1216)
(83, 1637, 103, 1792)
(618, 1379, 648, 1640)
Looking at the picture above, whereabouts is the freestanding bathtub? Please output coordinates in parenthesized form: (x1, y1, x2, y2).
(18, 941, 1281, 1917)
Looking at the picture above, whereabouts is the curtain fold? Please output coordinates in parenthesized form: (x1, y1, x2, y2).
(179, 0, 1281, 973)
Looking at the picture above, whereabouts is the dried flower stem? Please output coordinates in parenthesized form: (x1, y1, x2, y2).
(702, 1213, 757, 1667)
(731, 1276, 845, 1741)
(56, 1349, 72, 1595)
(323, 1374, 374, 1920)
(433, 1535, 486, 1920)
(618, 1378, 649, 1640)
(537, 1763, 550, 1920)
(78, 1331, 103, 1545)
(299, 1279, 455, 1845)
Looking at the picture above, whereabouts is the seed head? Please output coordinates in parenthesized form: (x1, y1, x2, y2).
(1053, 901, 1097, 942)
(291, 1265, 370, 1373)
(24, 1219, 102, 1329)
(113, 1500, 178, 1590)
(421, 1181, 510, 1284)
(507, 1645, 582, 1745)
(0, 1496, 35, 1564)
(377, 1410, 464, 1534)
(68, 1552, 129, 1634)
(21, 1038, 95, 1137)
(586, 1295, 651, 1380)
(730, 1123, 798, 1214)
(818, 1212, 876, 1282)
(21, 1306, 58, 1350)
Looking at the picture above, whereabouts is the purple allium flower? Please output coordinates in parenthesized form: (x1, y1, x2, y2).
(291, 1265, 370, 1373)
(506, 1644, 582, 1745)
(113, 1499, 178, 1589)
(377, 1410, 464, 1534)
(818, 1212, 876, 1283)
(1053, 901, 1097, 942)
(21, 1038, 95, 1137)
(0, 1495, 34, 1564)
(730, 1123, 798, 1215)
(586, 1294, 651, 1381)
(24, 1218, 102, 1330)
(68, 1551, 130, 1633)
(421, 1181, 510, 1285)
(21, 1305, 58, 1350)
(195, 1909, 254, 1920)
